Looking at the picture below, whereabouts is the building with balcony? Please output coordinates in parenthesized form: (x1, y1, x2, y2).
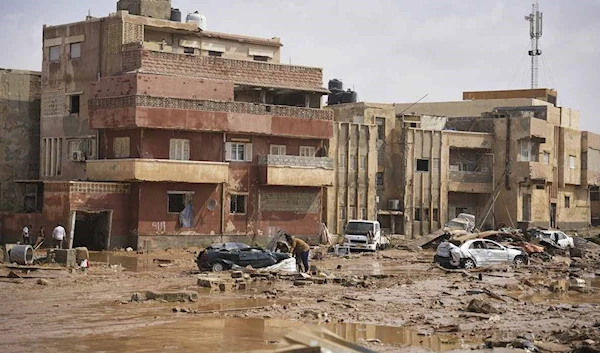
(2, 0, 333, 250)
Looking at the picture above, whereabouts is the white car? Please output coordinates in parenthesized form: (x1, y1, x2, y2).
(446, 239, 529, 269)
(536, 230, 574, 249)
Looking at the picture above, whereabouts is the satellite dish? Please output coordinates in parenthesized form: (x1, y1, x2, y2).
(207, 199, 217, 211)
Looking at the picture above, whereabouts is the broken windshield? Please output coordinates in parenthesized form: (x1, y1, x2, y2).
(346, 222, 375, 235)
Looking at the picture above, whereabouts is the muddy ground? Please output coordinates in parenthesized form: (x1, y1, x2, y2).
(2, 245, 600, 353)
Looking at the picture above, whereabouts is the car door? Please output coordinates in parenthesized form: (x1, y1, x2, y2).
(483, 240, 509, 265)
(467, 240, 491, 266)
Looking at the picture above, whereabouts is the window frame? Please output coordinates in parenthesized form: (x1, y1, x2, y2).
(543, 151, 550, 165)
(208, 50, 222, 57)
(69, 42, 81, 59)
(49, 45, 60, 62)
(376, 172, 383, 187)
(360, 155, 367, 170)
(183, 47, 196, 55)
(569, 155, 576, 169)
(69, 94, 81, 114)
(565, 196, 571, 209)
(253, 55, 269, 62)
(167, 191, 194, 214)
(416, 158, 430, 172)
(376, 117, 385, 140)
(270, 144, 287, 156)
(230, 194, 247, 215)
(113, 136, 131, 159)
(299, 146, 316, 157)
(169, 138, 190, 161)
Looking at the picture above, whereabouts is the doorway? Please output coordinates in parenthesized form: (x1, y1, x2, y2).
(550, 203, 557, 228)
(72, 211, 112, 250)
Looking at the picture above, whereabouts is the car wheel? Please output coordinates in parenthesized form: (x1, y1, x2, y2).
(513, 256, 525, 266)
(212, 262, 225, 272)
(462, 258, 476, 270)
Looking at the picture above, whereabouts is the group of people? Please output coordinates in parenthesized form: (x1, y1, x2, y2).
(21, 224, 66, 249)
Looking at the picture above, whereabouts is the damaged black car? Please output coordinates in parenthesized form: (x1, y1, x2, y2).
(196, 242, 291, 272)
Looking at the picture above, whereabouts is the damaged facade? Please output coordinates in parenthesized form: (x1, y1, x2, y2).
(329, 89, 600, 238)
(2, 0, 333, 249)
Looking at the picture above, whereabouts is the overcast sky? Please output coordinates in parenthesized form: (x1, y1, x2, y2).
(0, 0, 598, 131)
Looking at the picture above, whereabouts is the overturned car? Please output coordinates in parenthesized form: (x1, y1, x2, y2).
(196, 242, 291, 272)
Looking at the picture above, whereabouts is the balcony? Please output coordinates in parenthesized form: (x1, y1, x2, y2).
(88, 95, 334, 139)
(86, 159, 229, 184)
(258, 155, 334, 187)
(448, 170, 493, 193)
(515, 161, 553, 182)
(447, 131, 494, 149)
(121, 47, 329, 93)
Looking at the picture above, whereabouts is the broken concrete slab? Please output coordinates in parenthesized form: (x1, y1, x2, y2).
(50, 249, 77, 267)
(466, 299, 499, 314)
(197, 276, 223, 289)
(145, 290, 198, 302)
(231, 271, 244, 279)
(219, 282, 235, 292)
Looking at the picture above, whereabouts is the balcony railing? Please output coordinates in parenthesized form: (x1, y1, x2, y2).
(89, 95, 333, 121)
(258, 154, 334, 169)
(449, 170, 492, 184)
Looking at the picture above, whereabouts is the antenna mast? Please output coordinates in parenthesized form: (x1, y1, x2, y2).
(525, 1, 543, 89)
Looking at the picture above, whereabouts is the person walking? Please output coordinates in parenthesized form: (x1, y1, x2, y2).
(286, 233, 310, 273)
(52, 223, 66, 249)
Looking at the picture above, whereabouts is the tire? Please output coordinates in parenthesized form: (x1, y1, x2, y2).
(462, 258, 476, 270)
(513, 256, 525, 266)
(211, 262, 225, 272)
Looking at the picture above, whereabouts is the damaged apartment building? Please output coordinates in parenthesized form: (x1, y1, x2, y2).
(1, 0, 334, 250)
(328, 88, 600, 238)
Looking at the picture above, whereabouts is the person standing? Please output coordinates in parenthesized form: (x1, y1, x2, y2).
(286, 233, 310, 273)
(52, 223, 66, 249)
(22, 225, 31, 245)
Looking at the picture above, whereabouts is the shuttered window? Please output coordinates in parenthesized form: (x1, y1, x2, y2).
(225, 142, 252, 162)
(169, 139, 190, 161)
(113, 137, 130, 158)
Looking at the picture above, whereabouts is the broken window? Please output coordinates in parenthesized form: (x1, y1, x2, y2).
(253, 55, 269, 62)
(299, 146, 316, 157)
(169, 139, 190, 161)
(49, 45, 60, 62)
(414, 208, 421, 221)
(518, 139, 540, 162)
(168, 192, 193, 213)
(565, 196, 571, 209)
(376, 118, 385, 140)
(230, 194, 247, 214)
(208, 50, 222, 57)
(569, 155, 576, 169)
(416, 159, 430, 172)
(270, 145, 286, 156)
(69, 94, 81, 114)
(376, 172, 383, 187)
(113, 137, 130, 158)
(70, 42, 81, 59)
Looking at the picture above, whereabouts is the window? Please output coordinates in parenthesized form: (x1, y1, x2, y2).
(169, 139, 190, 161)
(543, 152, 550, 165)
(565, 196, 571, 208)
(168, 192, 193, 213)
(339, 154, 347, 168)
(350, 155, 357, 170)
(253, 55, 269, 62)
(70, 42, 81, 59)
(300, 146, 316, 157)
(414, 208, 421, 221)
(569, 155, 576, 169)
(69, 140, 81, 156)
(416, 159, 430, 172)
(340, 207, 347, 220)
(349, 207, 356, 220)
(360, 207, 367, 220)
(536, 184, 545, 190)
(360, 155, 367, 170)
(208, 50, 222, 57)
(522, 194, 531, 221)
(376, 118, 385, 140)
(49, 46, 60, 62)
(183, 47, 195, 54)
(484, 241, 503, 250)
(376, 172, 383, 187)
(270, 145, 286, 156)
(114, 137, 130, 158)
(230, 194, 247, 214)
(470, 241, 486, 250)
(423, 208, 430, 221)
(410, 122, 417, 128)
(226, 142, 252, 162)
(377, 145, 384, 166)
(518, 139, 540, 162)
(69, 94, 80, 114)
(432, 208, 439, 222)
(591, 191, 600, 201)
(41, 137, 62, 176)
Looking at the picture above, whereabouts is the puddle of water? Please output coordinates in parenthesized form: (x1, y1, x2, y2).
(88, 252, 154, 271)
(44, 315, 468, 353)
(513, 277, 600, 304)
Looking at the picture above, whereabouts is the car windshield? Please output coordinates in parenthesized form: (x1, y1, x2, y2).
(446, 220, 467, 230)
(346, 222, 374, 235)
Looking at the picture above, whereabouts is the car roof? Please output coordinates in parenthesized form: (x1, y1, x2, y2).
(208, 242, 250, 250)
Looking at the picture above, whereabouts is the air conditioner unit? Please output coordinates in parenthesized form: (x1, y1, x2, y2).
(72, 151, 86, 162)
(388, 199, 400, 210)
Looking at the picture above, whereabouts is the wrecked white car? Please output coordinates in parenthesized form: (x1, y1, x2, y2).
(438, 239, 529, 269)
(535, 230, 575, 249)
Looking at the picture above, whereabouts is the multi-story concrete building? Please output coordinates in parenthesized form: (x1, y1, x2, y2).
(0, 69, 41, 214)
(328, 88, 599, 238)
(2, 0, 333, 249)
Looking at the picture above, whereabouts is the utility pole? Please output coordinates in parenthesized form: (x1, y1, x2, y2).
(525, 1, 543, 89)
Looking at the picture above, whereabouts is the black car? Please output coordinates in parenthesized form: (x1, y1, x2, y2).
(197, 242, 291, 272)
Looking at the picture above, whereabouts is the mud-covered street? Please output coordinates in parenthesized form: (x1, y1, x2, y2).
(2, 244, 600, 353)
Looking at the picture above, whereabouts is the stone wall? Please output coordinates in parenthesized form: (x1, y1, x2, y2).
(449, 171, 492, 183)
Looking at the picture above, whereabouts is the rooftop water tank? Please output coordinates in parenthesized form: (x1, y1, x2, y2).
(341, 90, 358, 104)
(328, 79, 343, 92)
(170, 8, 182, 22)
(186, 11, 207, 31)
